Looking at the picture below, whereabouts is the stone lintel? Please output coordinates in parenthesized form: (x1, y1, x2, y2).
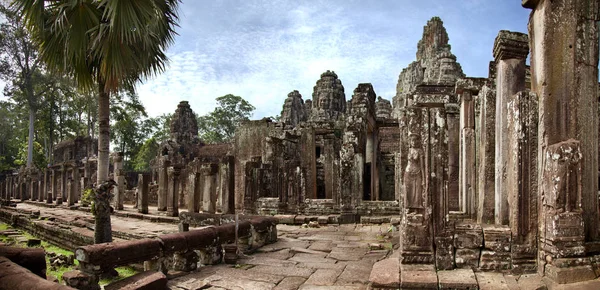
(493, 30, 529, 61)
(455, 77, 489, 95)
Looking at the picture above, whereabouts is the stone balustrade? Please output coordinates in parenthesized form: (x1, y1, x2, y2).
(67, 216, 278, 289)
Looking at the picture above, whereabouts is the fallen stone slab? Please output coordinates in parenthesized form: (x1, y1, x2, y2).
(0, 256, 73, 290)
(104, 271, 167, 290)
(368, 258, 399, 289)
(437, 268, 478, 289)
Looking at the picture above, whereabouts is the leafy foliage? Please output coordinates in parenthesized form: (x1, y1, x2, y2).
(14, 140, 46, 169)
(131, 137, 160, 172)
(198, 94, 255, 143)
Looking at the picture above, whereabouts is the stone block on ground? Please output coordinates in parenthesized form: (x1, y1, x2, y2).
(368, 258, 399, 289)
(437, 268, 478, 289)
(400, 265, 438, 289)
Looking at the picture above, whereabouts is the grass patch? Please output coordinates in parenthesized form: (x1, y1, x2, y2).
(99, 266, 139, 286)
(0, 223, 9, 231)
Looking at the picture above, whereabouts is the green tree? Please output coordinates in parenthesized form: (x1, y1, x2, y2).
(110, 90, 156, 170)
(15, 140, 46, 169)
(0, 3, 53, 169)
(198, 94, 255, 143)
(0, 100, 26, 171)
(131, 137, 159, 172)
(16, 0, 181, 244)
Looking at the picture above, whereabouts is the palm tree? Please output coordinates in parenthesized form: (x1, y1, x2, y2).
(15, 0, 180, 243)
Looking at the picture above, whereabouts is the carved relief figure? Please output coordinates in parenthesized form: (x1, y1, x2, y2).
(404, 133, 426, 211)
(543, 139, 582, 213)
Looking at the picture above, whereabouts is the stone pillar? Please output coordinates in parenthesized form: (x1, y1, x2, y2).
(524, 0, 599, 283)
(458, 89, 476, 217)
(113, 153, 124, 210)
(48, 169, 55, 203)
(42, 170, 48, 202)
(400, 106, 433, 264)
(68, 167, 80, 206)
(29, 172, 37, 201)
(445, 104, 460, 212)
(505, 91, 538, 244)
(216, 156, 234, 214)
(167, 166, 180, 217)
(60, 165, 66, 200)
(201, 164, 217, 213)
(83, 159, 91, 189)
(37, 180, 43, 202)
(493, 30, 528, 225)
(66, 178, 73, 206)
(187, 171, 200, 213)
(137, 173, 150, 214)
(477, 85, 496, 224)
(157, 157, 170, 211)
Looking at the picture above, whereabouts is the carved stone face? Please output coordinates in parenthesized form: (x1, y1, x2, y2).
(318, 93, 332, 110)
(409, 135, 420, 148)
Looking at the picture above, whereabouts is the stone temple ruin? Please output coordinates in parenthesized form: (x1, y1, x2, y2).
(1, 1, 600, 287)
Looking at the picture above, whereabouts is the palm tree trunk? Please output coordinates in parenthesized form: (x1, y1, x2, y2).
(95, 77, 112, 244)
(27, 107, 34, 168)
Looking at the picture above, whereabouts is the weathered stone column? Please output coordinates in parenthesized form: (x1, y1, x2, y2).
(445, 104, 460, 212)
(66, 178, 73, 206)
(48, 169, 55, 203)
(37, 179, 43, 202)
(187, 170, 200, 213)
(477, 85, 496, 224)
(167, 166, 180, 217)
(60, 165, 66, 200)
(29, 172, 37, 201)
(524, 0, 599, 283)
(493, 30, 529, 225)
(83, 159, 91, 189)
(157, 157, 170, 211)
(458, 89, 476, 217)
(201, 164, 217, 213)
(68, 167, 80, 206)
(216, 156, 234, 214)
(113, 153, 124, 210)
(137, 173, 150, 214)
(41, 169, 48, 202)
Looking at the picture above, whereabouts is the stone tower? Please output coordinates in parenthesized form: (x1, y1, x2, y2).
(392, 17, 465, 117)
(170, 101, 199, 144)
(280, 90, 308, 128)
(311, 70, 346, 121)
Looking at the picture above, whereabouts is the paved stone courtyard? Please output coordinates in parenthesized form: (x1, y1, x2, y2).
(168, 224, 396, 290)
(8, 201, 600, 289)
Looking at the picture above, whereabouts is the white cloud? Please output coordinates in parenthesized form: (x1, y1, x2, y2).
(135, 0, 530, 119)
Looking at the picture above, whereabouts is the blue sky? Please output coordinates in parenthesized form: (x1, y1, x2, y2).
(135, 1, 531, 119)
